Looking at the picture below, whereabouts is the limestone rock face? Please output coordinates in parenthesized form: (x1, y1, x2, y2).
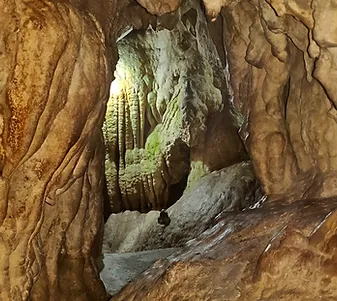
(103, 162, 260, 253)
(135, 0, 182, 15)
(103, 210, 158, 253)
(202, 0, 337, 200)
(111, 198, 337, 301)
(104, 0, 246, 213)
(0, 0, 123, 299)
(107, 1, 337, 300)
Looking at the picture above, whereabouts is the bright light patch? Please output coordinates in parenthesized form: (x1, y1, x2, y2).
(109, 64, 130, 97)
(110, 79, 122, 95)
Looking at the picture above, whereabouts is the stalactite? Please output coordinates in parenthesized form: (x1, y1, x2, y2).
(103, 0, 246, 213)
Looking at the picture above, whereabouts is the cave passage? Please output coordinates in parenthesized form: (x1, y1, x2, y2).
(102, 2, 245, 216)
(5, 0, 337, 300)
(100, 2, 250, 296)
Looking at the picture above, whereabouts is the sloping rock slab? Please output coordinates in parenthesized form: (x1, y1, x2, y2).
(103, 161, 261, 252)
(110, 198, 337, 301)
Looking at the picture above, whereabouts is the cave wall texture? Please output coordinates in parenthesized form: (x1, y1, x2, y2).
(103, 0, 246, 214)
(110, 0, 337, 300)
(216, 0, 337, 200)
(0, 0, 130, 299)
(105, 0, 337, 213)
(3, 0, 337, 300)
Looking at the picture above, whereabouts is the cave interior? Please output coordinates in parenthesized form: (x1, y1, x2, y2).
(2, 0, 337, 300)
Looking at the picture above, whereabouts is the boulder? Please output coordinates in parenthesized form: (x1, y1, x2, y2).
(103, 161, 261, 252)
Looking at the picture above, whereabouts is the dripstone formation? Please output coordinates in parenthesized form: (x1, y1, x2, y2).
(2, 0, 337, 300)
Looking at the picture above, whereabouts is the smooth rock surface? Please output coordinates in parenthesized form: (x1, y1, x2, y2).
(111, 198, 337, 301)
(101, 248, 179, 295)
(103, 211, 158, 253)
(103, 161, 261, 253)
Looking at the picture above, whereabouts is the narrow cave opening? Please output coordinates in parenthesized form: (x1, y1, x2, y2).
(102, 25, 194, 216)
(100, 1, 248, 296)
(167, 172, 189, 208)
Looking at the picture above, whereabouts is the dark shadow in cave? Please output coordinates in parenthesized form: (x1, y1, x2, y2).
(167, 173, 189, 208)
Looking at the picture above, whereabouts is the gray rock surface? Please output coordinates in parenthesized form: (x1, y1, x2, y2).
(103, 211, 159, 252)
(103, 161, 261, 252)
(101, 248, 179, 296)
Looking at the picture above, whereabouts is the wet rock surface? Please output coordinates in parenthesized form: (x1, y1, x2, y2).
(111, 198, 337, 301)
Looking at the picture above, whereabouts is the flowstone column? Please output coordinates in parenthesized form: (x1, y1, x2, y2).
(0, 0, 110, 300)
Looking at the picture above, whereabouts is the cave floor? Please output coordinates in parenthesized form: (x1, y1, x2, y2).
(101, 248, 180, 296)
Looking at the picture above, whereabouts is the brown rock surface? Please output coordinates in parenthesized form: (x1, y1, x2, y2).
(0, 0, 131, 299)
(111, 198, 337, 301)
(205, 0, 337, 200)
(4, 0, 337, 299)
(135, 0, 182, 15)
(108, 1, 337, 299)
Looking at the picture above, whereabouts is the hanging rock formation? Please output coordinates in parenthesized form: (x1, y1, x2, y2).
(103, 0, 246, 213)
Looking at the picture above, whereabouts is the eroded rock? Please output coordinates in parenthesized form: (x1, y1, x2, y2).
(201, 0, 337, 200)
(0, 0, 127, 299)
(135, 0, 182, 15)
(107, 0, 337, 299)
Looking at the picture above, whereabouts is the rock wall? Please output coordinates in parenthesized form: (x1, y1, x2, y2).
(135, 0, 182, 15)
(204, 0, 337, 200)
(5, 0, 337, 299)
(104, 1, 337, 300)
(133, 0, 337, 201)
(104, 0, 246, 213)
(0, 0, 127, 299)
